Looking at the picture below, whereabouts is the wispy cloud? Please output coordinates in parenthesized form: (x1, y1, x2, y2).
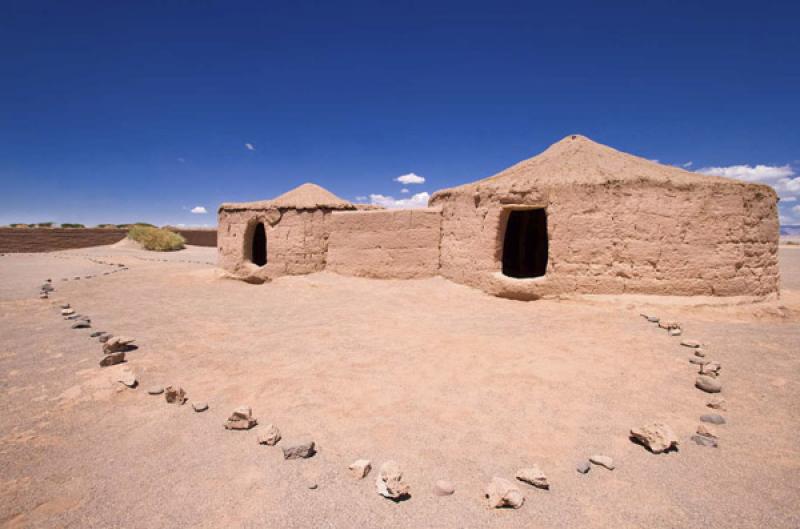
(190, 206, 208, 214)
(369, 192, 430, 209)
(177, 157, 186, 163)
(394, 172, 425, 185)
(354, 195, 368, 202)
(245, 143, 255, 151)
(400, 188, 409, 194)
(682, 161, 693, 168)
(782, 196, 797, 202)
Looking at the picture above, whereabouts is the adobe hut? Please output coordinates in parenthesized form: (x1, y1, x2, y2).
(429, 135, 779, 299)
(218, 183, 355, 282)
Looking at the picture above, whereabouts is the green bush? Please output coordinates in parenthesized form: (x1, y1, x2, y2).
(36, 222, 54, 228)
(127, 225, 186, 252)
(60, 223, 85, 228)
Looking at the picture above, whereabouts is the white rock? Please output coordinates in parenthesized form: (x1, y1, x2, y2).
(433, 480, 455, 496)
(515, 466, 549, 489)
(348, 459, 372, 479)
(257, 424, 282, 445)
(589, 454, 615, 470)
(485, 477, 524, 509)
(375, 460, 410, 500)
(630, 423, 679, 453)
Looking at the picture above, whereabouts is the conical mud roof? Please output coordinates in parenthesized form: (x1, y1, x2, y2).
(221, 183, 355, 211)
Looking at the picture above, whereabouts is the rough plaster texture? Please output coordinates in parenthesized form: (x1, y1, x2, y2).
(327, 208, 441, 279)
(218, 136, 779, 298)
(218, 208, 339, 282)
(430, 136, 779, 299)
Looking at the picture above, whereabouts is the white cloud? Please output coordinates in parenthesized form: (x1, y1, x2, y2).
(782, 196, 797, 202)
(400, 188, 409, 194)
(697, 164, 800, 199)
(369, 192, 430, 209)
(354, 195, 368, 202)
(190, 206, 208, 214)
(793, 205, 800, 215)
(697, 164, 793, 182)
(245, 143, 255, 151)
(682, 161, 693, 168)
(394, 172, 425, 185)
(177, 157, 186, 163)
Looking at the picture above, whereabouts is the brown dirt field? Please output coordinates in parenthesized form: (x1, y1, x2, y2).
(0, 245, 798, 528)
(0, 229, 127, 253)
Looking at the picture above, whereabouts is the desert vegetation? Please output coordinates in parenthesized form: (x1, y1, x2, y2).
(127, 225, 185, 252)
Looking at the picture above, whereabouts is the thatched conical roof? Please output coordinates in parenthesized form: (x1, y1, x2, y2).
(432, 135, 763, 200)
(221, 183, 355, 211)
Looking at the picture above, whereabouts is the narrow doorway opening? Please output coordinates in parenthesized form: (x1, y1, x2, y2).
(251, 222, 267, 266)
(501, 209, 548, 278)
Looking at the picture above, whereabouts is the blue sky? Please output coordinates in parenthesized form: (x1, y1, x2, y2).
(1, 0, 798, 226)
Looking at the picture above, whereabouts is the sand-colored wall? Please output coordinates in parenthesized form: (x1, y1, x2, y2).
(430, 181, 780, 299)
(0, 228, 127, 253)
(218, 208, 335, 282)
(327, 208, 442, 279)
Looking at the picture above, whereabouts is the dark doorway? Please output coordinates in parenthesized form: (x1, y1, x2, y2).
(502, 209, 548, 278)
(251, 222, 267, 266)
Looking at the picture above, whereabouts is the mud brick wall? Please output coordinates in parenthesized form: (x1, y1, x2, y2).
(0, 228, 127, 253)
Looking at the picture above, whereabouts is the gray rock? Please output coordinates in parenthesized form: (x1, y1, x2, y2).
(694, 348, 707, 358)
(192, 402, 209, 412)
(375, 460, 410, 500)
(308, 483, 318, 490)
(257, 424, 282, 446)
(689, 356, 709, 365)
(348, 459, 371, 479)
(515, 466, 549, 489)
(576, 461, 591, 474)
(282, 437, 316, 459)
(90, 331, 103, 338)
(681, 339, 701, 348)
(61, 308, 75, 316)
(484, 477, 524, 509)
(700, 414, 726, 425)
(630, 423, 679, 453)
(647, 316, 659, 323)
(99, 334, 111, 343)
(707, 397, 727, 410)
(72, 321, 91, 329)
(691, 434, 718, 448)
(669, 328, 682, 336)
(99, 351, 125, 367)
(433, 479, 455, 496)
(696, 375, 722, 393)
(147, 386, 164, 395)
(589, 454, 615, 470)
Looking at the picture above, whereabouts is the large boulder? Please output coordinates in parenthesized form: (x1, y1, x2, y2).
(630, 423, 679, 453)
(375, 460, 410, 500)
(485, 477, 524, 509)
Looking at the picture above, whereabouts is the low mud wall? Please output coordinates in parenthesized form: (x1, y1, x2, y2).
(169, 228, 217, 247)
(0, 228, 127, 253)
(327, 208, 442, 279)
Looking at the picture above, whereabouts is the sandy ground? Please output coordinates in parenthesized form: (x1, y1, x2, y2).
(1, 244, 799, 528)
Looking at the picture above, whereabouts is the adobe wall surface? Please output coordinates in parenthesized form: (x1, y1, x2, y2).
(327, 208, 442, 279)
(430, 181, 780, 299)
(0, 228, 127, 253)
(217, 208, 334, 282)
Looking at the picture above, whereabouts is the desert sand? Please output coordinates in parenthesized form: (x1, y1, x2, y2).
(0, 244, 798, 528)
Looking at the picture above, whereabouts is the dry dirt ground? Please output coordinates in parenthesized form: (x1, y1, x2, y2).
(1, 244, 799, 529)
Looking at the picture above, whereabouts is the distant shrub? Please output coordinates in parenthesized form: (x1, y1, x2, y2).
(96, 224, 117, 228)
(128, 225, 185, 252)
(9, 223, 31, 228)
(60, 223, 85, 228)
(36, 222, 54, 228)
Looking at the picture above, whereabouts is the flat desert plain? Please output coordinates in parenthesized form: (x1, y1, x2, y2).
(1, 243, 799, 528)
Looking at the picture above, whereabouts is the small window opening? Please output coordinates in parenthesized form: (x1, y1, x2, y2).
(251, 222, 267, 266)
(502, 209, 548, 278)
